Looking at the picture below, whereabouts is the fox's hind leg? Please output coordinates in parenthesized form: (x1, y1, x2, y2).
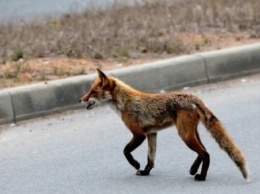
(137, 133, 157, 176)
(190, 128, 206, 176)
(177, 110, 210, 181)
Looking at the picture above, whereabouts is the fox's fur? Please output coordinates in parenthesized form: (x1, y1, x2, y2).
(79, 69, 249, 181)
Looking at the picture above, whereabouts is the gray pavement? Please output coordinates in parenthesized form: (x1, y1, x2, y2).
(0, 74, 259, 194)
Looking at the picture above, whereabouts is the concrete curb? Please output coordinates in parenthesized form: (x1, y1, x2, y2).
(1, 43, 260, 125)
(199, 43, 260, 82)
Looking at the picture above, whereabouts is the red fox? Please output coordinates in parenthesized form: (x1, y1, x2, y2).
(79, 68, 249, 181)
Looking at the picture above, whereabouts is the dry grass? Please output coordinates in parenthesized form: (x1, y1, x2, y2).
(0, 0, 260, 88)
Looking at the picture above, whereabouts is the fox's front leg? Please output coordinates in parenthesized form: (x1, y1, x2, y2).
(123, 134, 146, 171)
(137, 133, 157, 176)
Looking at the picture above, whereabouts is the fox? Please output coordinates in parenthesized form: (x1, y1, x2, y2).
(79, 68, 249, 181)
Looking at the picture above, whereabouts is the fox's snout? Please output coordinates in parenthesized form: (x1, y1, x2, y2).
(79, 97, 97, 110)
(79, 99, 87, 103)
(79, 93, 90, 104)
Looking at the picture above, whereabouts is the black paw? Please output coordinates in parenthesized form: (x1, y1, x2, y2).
(132, 161, 140, 170)
(136, 170, 150, 176)
(190, 167, 198, 176)
(194, 174, 206, 181)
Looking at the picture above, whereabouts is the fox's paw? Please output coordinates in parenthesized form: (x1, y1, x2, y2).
(194, 174, 206, 181)
(132, 160, 140, 170)
(190, 167, 198, 176)
(136, 170, 150, 176)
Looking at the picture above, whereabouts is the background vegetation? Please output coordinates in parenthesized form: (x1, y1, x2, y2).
(0, 0, 259, 87)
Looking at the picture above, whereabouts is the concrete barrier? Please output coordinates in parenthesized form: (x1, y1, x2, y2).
(110, 55, 207, 91)
(2, 74, 96, 123)
(0, 43, 260, 125)
(0, 91, 13, 124)
(199, 43, 260, 82)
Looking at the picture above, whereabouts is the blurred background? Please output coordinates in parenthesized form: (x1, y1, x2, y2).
(0, 0, 140, 23)
(0, 0, 259, 88)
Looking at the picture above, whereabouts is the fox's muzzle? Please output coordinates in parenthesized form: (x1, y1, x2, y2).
(86, 100, 96, 110)
(79, 98, 97, 110)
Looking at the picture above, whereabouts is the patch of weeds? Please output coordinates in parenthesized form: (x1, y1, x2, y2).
(93, 53, 103, 60)
(39, 71, 46, 80)
(203, 37, 211, 45)
(0, 79, 4, 87)
(51, 19, 59, 28)
(120, 47, 130, 58)
(195, 43, 201, 50)
(66, 48, 84, 59)
(3, 63, 22, 79)
(14, 62, 21, 75)
(21, 63, 31, 73)
(53, 66, 65, 76)
(35, 47, 46, 58)
(195, 37, 211, 51)
(58, 68, 64, 76)
(77, 66, 85, 75)
(1, 56, 7, 65)
(167, 42, 186, 54)
(3, 69, 13, 79)
(64, 70, 71, 76)
(53, 66, 58, 75)
(12, 50, 24, 61)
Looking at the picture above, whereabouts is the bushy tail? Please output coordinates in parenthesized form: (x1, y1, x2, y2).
(195, 100, 250, 181)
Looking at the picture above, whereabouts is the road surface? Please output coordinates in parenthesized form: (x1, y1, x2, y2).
(0, 74, 260, 194)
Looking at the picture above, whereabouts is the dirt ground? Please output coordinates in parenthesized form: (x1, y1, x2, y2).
(0, 33, 259, 89)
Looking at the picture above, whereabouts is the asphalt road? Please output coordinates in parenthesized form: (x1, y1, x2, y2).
(0, 74, 260, 194)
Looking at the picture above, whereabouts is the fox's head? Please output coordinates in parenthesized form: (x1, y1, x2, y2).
(79, 69, 114, 110)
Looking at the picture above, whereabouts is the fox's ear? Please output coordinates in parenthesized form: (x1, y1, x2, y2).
(97, 68, 108, 85)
